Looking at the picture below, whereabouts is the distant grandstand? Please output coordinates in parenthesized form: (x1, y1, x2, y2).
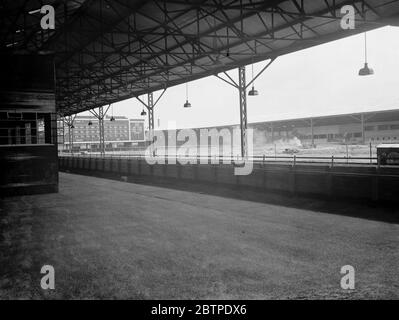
(250, 108, 399, 146)
(157, 108, 399, 147)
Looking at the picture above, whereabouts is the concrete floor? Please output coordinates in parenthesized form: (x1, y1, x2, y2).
(0, 172, 398, 299)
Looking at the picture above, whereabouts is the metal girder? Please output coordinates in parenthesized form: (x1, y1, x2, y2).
(215, 59, 276, 158)
(238, 66, 248, 158)
(98, 106, 105, 155)
(63, 114, 76, 152)
(53, 0, 398, 115)
(147, 92, 154, 132)
(1, 0, 399, 116)
(89, 104, 111, 154)
(136, 88, 167, 133)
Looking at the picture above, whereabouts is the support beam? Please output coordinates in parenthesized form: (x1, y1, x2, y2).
(98, 106, 105, 155)
(147, 92, 154, 132)
(89, 104, 112, 155)
(245, 58, 276, 89)
(147, 92, 155, 155)
(238, 66, 248, 158)
(63, 115, 76, 153)
(215, 59, 276, 158)
(136, 88, 167, 139)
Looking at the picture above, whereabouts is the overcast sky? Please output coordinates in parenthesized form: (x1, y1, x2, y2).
(81, 26, 399, 130)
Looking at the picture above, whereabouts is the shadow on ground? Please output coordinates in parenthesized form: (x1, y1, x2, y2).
(62, 169, 399, 224)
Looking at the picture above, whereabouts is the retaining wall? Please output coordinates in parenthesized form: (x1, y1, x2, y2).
(59, 156, 399, 203)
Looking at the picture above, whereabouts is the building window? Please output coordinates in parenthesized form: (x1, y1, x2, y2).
(0, 112, 56, 146)
(378, 125, 390, 131)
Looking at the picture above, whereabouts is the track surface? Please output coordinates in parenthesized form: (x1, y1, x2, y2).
(0, 173, 398, 299)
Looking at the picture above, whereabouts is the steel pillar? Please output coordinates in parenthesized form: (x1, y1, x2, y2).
(64, 115, 76, 153)
(98, 106, 105, 155)
(215, 59, 276, 158)
(89, 104, 111, 155)
(147, 92, 154, 132)
(238, 66, 248, 158)
(147, 92, 155, 154)
(136, 88, 167, 145)
(69, 122, 73, 152)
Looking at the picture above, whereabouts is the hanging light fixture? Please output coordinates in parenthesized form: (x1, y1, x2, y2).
(88, 121, 93, 126)
(140, 108, 147, 116)
(248, 60, 259, 96)
(358, 32, 374, 76)
(183, 82, 192, 108)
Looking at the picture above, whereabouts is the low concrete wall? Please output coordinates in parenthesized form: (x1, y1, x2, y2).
(59, 157, 399, 203)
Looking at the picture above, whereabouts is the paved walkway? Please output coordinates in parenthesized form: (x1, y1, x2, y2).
(0, 173, 398, 299)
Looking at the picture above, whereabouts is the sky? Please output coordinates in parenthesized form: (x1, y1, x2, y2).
(80, 26, 399, 130)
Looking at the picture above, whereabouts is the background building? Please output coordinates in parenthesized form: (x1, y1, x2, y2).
(60, 115, 145, 151)
(251, 108, 399, 145)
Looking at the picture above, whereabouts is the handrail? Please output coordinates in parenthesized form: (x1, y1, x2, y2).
(56, 151, 397, 168)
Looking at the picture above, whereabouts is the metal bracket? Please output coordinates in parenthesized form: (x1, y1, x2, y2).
(215, 58, 277, 158)
(136, 88, 167, 131)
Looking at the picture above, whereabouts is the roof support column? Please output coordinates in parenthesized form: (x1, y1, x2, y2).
(147, 92, 154, 132)
(238, 66, 248, 158)
(98, 106, 105, 155)
(136, 88, 167, 152)
(214, 58, 276, 159)
(90, 104, 112, 155)
(147, 92, 155, 155)
(63, 115, 76, 153)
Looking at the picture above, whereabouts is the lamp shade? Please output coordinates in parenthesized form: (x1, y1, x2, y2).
(358, 62, 374, 76)
(183, 100, 192, 108)
(248, 86, 259, 96)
